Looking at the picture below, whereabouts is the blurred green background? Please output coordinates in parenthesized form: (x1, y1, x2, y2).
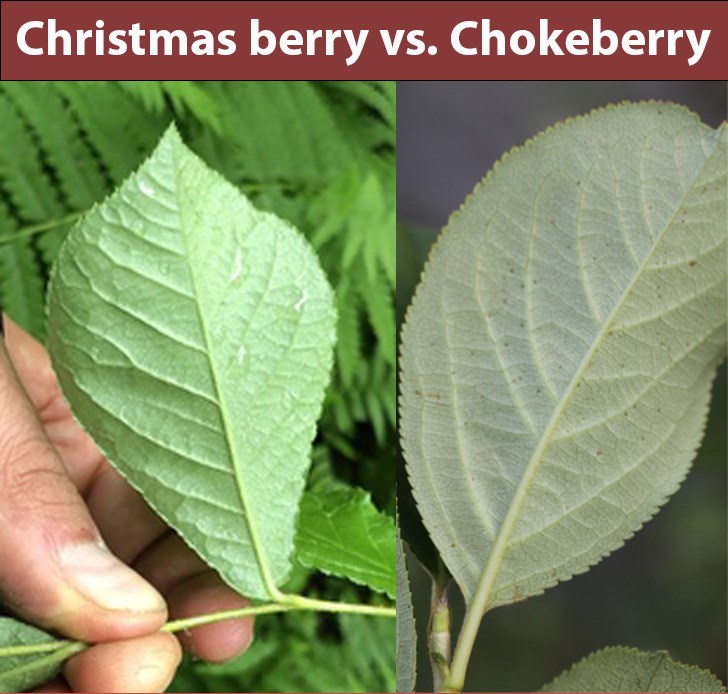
(397, 81, 727, 692)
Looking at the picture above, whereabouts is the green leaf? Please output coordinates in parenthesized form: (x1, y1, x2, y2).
(1, 81, 107, 211)
(400, 103, 727, 610)
(53, 82, 166, 185)
(297, 484, 395, 598)
(0, 205, 46, 342)
(396, 527, 417, 693)
(200, 82, 353, 186)
(0, 618, 83, 693)
(117, 81, 222, 133)
(542, 647, 726, 692)
(338, 612, 396, 693)
(47, 125, 336, 600)
(0, 90, 65, 223)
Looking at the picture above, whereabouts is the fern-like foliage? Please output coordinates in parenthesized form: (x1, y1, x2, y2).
(169, 605, 395, 693)
(0, 81, 167, 338)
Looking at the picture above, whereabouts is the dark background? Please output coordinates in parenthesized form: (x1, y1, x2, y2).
(397, 81, 727, 692)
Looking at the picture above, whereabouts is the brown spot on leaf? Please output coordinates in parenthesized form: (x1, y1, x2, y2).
(415, 390, 444, 401)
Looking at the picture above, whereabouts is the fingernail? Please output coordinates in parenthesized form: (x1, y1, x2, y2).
(59, 542, 166, 613)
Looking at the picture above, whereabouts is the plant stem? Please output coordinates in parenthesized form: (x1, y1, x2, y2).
(279, 594, 396, 618)
(0, 641, 77, 658)
(441, 597, 487, 692)
(0, 211, 86, 246)
(162, 596, 396, 637)
(162, 603, 293, 633)
(428, 579, 451, 692)
(0, 597, 394, 664)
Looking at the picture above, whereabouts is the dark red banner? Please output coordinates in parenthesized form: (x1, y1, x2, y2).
(1, 1, 727, 80)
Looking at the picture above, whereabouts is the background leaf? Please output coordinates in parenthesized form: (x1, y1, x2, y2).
(169, 607, 395, 693)
(297, 484, 395, 598)
(47, 126, 336, 600)
(400, 103, 727, 611)
(542, 646, 726, 692)
(0, 618, 82, 693)
(396, 527, 417, 693)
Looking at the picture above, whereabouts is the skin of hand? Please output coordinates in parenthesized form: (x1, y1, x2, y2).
(0, 315, 254, 693)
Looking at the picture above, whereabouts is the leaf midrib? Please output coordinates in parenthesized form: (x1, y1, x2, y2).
(462, 128, 723, 614)
(171, 139, 279, 599)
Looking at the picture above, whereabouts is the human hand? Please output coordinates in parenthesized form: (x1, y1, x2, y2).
(0, 315, 253, 692)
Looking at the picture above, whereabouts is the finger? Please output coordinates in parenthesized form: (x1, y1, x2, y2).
(134, 532, 208, 595)
(3, 315, 105, 492)
(167, 572, 254, 663)
(0, 341, 166, 641)
(135, 533, 254, 662)
(64, 633, 182, 693)
(5, 316, 172, 565)
(32, 679, 71, 693)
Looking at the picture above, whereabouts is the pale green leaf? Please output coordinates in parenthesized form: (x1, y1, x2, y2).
(542, 646, 726, 692)
(400, 103, 727, 610)
(297, 485, 395, 598)
(396, 527, 417, 693)
(0, 618, 83, 693)
(47, 125, 336, 600)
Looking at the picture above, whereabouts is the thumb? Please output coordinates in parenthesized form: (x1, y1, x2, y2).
(0, 334, 166, 642)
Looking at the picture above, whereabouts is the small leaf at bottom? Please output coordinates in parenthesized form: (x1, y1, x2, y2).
(542, 646, 726, 693)
(396, 526, 417, 693)
(0, 617, 83, 693)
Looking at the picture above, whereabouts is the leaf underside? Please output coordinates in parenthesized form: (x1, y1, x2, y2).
(395, 526, 417, 693)
(542, 646, 726, 692)
(0, 618, 77, 693)
(47, 126, 336, 600)
(401, 103, 727, 610)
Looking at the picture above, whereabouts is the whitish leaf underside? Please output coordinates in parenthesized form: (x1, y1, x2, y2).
(401, 104, 727, 609)
(48, 127, 336, 599)
(542, 647, 726, 692)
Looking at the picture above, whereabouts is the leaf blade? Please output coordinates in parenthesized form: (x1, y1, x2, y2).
(396, 528, 417, 693)
(542, 646, 726, 693)
(400, 103, 727, 610)
(47, 126, 336, 600)
(0, 618, 82, 693)
(296, 485, 396, 598)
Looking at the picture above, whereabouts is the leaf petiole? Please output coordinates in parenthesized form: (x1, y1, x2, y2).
(161, 595, 397, 635)
(0, 640, 78, 658)
(1, 597, 395, 679)
(162, 603, 293, 633)
(277, 593, 396, 618)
